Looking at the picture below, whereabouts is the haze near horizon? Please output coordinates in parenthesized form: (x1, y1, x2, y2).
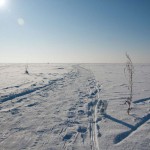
(0, 0, 150, 63)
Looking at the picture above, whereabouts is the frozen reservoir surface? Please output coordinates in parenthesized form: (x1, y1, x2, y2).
(0, 63, 150, 150)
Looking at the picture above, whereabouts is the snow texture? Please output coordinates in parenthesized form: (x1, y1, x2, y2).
(0, 63, 150, 150)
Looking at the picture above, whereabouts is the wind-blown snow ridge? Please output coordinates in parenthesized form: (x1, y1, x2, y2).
(0, 78, 63, 103)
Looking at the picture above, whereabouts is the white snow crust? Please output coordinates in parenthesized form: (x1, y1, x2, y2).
(0, 63, 149, 150)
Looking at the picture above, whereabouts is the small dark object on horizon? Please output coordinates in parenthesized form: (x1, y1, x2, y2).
(25, 65, 29, 75)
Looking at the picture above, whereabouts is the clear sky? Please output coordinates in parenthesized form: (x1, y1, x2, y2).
(0, 0, 150, 63)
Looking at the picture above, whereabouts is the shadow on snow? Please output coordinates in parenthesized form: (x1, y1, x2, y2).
(133, 97, 150, 104)
(104, 114, 150, 144)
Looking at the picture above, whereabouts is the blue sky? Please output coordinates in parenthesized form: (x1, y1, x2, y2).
(0, 0, 150, 63)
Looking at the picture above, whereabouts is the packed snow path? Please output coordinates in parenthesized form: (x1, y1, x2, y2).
(0, 65, 102, 150)
(0, 64, 150, 150)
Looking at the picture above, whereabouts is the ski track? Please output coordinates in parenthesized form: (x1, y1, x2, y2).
(1, 64, 148, 150)
(0, 65, 103, 150)
(60, 66, 97, 149)
(50, 65, 102, 150)
(94, 84, 100, 150)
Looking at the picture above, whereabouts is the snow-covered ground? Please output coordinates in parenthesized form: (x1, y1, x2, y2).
(0, 63, 149, 150)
